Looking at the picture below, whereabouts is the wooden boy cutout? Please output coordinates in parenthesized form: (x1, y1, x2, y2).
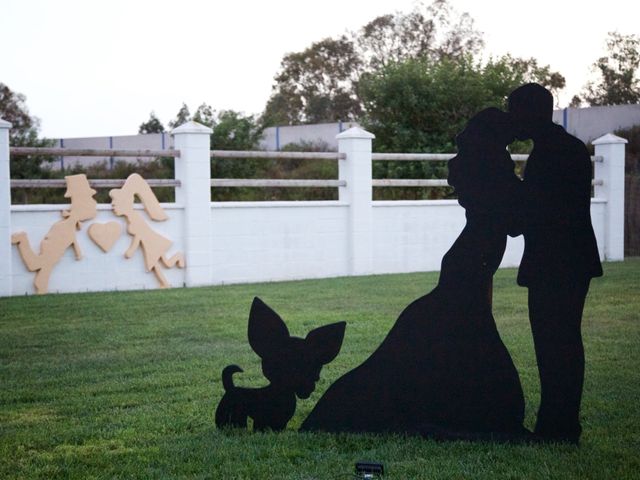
(11, 174, 98, 294)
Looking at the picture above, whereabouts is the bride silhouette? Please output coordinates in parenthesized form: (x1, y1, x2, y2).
(301, 108, 529, 440)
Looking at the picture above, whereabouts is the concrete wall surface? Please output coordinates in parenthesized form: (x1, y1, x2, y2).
(1, 122, 626, 297)
(8, 199, 608, 295)
(10, 204, 186, 295)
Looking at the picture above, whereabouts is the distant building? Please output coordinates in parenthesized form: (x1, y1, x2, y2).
(552, 104, 640, 143)
(259, 121, 360, 151)
(50, 106, 640, 169)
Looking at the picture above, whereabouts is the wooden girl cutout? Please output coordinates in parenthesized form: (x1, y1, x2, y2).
(109, 173, 185, 288)
(11, 174, 98, 294)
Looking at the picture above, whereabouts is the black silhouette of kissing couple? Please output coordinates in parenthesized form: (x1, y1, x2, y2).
(301, 84, 602, 444)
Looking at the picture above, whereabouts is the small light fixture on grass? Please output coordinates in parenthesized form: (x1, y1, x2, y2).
(355, 461, 384, 479)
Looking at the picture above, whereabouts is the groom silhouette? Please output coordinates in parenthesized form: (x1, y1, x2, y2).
(508, 84, 602, 444)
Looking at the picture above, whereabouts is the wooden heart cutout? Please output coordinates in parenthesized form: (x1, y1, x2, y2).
(88, 222, 122, 253)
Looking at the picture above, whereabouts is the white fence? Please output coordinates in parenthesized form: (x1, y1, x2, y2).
(0, 120, 626, 297)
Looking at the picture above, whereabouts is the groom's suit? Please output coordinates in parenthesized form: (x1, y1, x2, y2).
(519, 122, 602, 443)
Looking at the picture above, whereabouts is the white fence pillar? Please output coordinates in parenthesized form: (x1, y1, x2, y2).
(593, 133, 627, 261)
(337, 127, 375, 275)
(172, 121, 213, 287)
(0, 119, 12, 296)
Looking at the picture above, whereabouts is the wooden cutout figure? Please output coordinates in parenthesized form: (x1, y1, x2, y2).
(88, 222, 122, 253)
(302, 108, 528, 441)
(11, 174, 97, 294)
(215, 297, 346, 431)
(303, 85, 602, 445)
(508, 83, 602, 444)
(109, 173, 184, 288)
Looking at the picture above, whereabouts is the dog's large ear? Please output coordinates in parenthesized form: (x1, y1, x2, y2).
(248, 297, 290, 359)
(306, 321, 346, 365)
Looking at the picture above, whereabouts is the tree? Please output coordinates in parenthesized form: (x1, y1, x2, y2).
(359, 55, 561, 153)
(577, 32, 640, 106)
(192, 103, 216, 129)
(210, 110, 267, 201)
(357, 56, 561, 199)
(355, 0, 483, 70)
(138, 111, 165, 134)
(261, 36, 362, 126)
(0, 82, 55, 202)
(212, 110, 262, 150)
(261, 0, 484, 127)
(484, 55, 566, 101)
(0, 83, 33, 136)
(168, 103, 192, 129)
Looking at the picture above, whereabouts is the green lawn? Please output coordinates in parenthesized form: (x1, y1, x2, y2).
(1, 260, 639, 479)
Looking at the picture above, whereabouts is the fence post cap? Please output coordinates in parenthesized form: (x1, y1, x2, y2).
(336, 126, 375, 140)
(0, 118, 12, 129)
(171, 121, 213, 135)
(592, 133, 628, 145)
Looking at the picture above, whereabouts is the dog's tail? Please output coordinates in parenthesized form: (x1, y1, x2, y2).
(222, 364, 243, 391)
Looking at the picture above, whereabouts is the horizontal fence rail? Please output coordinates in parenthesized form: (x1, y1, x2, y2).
(211, 150, 345, 160)
(10, 147, 181, 158)
(9, 147, 602, 163)
(11, 178, 603, 189)
(372, 153, 603, 162)
(211, 179, 345, 188)
(10, 179, 181, 188)
(374, 179, 602, 187)
(373, 179, 450, 187)
(372, 153, 456, 161)
(6, 147, 606, 191)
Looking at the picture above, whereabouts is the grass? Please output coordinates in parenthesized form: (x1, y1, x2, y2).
(1, 259, 639, 479)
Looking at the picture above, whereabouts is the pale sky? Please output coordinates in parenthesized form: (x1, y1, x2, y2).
(1, 0, 639, 138)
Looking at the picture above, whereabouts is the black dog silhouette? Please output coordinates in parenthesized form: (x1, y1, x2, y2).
(215, 297, 346, 431)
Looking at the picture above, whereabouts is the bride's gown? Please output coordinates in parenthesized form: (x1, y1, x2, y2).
(301, 138, 527, 438)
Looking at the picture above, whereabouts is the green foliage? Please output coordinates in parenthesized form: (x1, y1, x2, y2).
(357, 56, 542, 199)
(356, 0, 484, 70)
(211, 110, 262, 151)
(360, 56, 564, 154)
(1, 82, 56, 202)
(212, 140, 338, 202)
(261, 36, 362, 126)
(577, 32, 640, 106)
(1, 260, 639, 479)
(261, 0, 485, 127)
(137, 111, 165, 134)
(168, 102, 191, 129)
(210, 110, 266, 200)
(192, 103, 216, 129)
(10, 158, 176, 205)
(0, 82, 33, 135)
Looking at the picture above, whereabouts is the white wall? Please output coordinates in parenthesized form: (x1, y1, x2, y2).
(1, 122, 625, 297)
(10, 204, 185, 295)
(5, 197, 611, 296)
(210, 202, 350, 284)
